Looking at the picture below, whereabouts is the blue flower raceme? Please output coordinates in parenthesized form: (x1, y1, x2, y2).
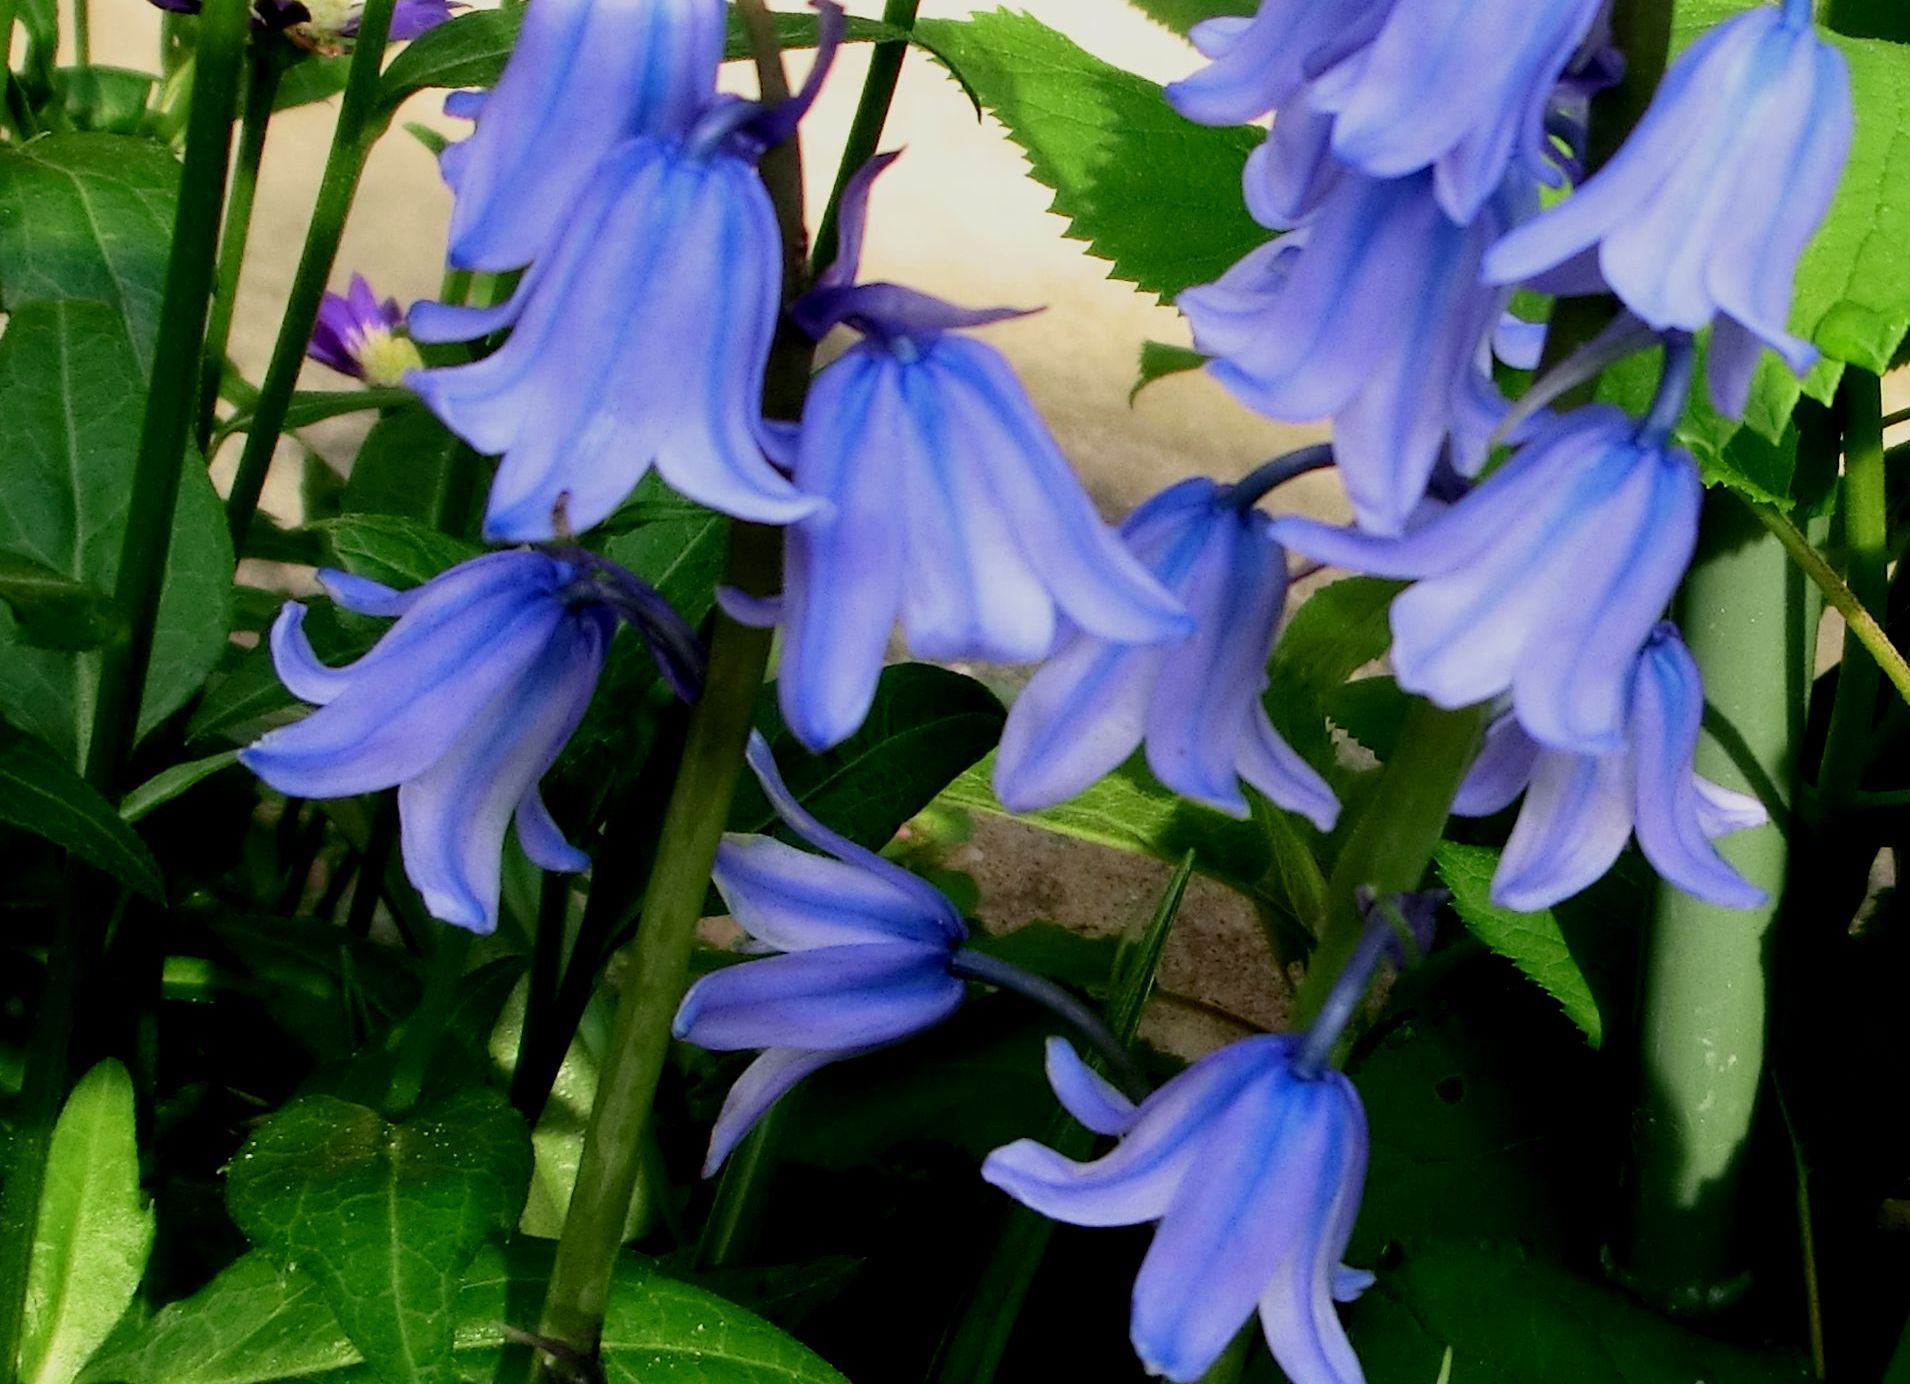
(1484, 0, 1852, 417)
(436, 0, 724, 272)
(241, 551, 700, 933)
(409, 12, 846, 541)
(1178, 171, 1526, 536)
(1273, 381, 1701, 755)
(1162, 0, 1394, 129)
(673, 734, 968, 1174)
(1454, 624, 1768, 912)
(754, 154, 1189, 750)
(307, 274, 422, 387)
(992, 465, 1338, 829)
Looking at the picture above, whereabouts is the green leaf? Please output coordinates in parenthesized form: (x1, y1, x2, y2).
(224, 1089, 533, 1384)
(119, 749, 242, 824)
(913, 9, 1265, 300)
(21, 1060, 155, 1384)
(1265, 575, 1404, 774)
(0, 300, 233, 766)
(187, 598, 379, 746)
(320, 514, 483, 589)
(0, 722, 164, 899)
(338, 403, 485, 538)
(218, 387, 416, 445)
(1433, 842, 1604, 1047)
(1323, 675, 1409, 762)
(0, 553, 125, 653)
(0, 134, 179, 368)
(85, 1240, 849, 1384)
(1130, 339, 1207, 402)
(275, 54, 352, 111)
(1124, 0, 1253, 36)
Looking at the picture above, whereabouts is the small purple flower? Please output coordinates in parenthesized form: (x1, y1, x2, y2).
(307, 274, 421, 386)
(145, 0, 311, 28)
(1179, 171, 1525, 536)
(673, 733, 967, 1175)
(756, 155, 1189, 751)
(1273, 401, 1701, 755)
(1483, 0, 1852, 417)
(984, 1034, 1370, 1383)
(1163, 0, 1395, 129)
(1305, 0, 1606, 222)
(370, 0, 462, 39)
(1454, 624, 1768, 912)
(437, 0, 725, 272)
(991, 473, 1337, 829)
(241, 551, 696, 933)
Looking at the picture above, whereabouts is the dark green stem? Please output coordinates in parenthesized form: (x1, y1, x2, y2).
(344, 792, 397, 938)
(72, 0, 88, 66)
(386, 925, 473, 1117)
(511, 870, 571, 1119)
(950, 947, 1148, 1098)
(693, 1099, 795, 1271)
(222, 0, 398, 553)
(1816, 372, 1888, 817)
(811, 0, 919, 276)
(199, 44, 284, 455)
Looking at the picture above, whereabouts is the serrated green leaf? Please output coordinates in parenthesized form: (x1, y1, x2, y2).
(21, 1060, 154, 1384)
(320, 514, 483, 589)
(339, 404, 485, 540)
(0, 300, 233, 766)
(0, 553, 124, 653)
(913, 9, 1264, 300)
(0, 134, 178, 368)
(1434, 841, 1603, 1047)
(0, 722, 164, 899)
(225, 1089, 533, 1384)
(1265, 575, 1403, 773)
(119, 749, 241, 824)
(1130, 339, 1207, 402)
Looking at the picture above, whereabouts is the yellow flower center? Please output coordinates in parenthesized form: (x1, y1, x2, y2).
(357, 330, 425, 388)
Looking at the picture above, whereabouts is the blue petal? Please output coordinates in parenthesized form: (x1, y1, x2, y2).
(1491, 747, 1634, 912)
(1045, 1036, 1138, 1136)
(1237, 704, 1341, 833)
(993, 635, 1165, 813)
(1245, 104, 1340, 228)
(1451, 711, 1541, 816)
(316, 568, 416, 618)
(1165, 0, 1386, 127)
(701, 1047, 844, 1177)
(712, 834, 958, 951)
(516, 785, 590, 874)
(266, 603, 353, 705)
(670, 942, 962, 1051)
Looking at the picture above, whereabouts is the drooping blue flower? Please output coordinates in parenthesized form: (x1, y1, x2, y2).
(750, 154, 1189, 751)
(991, 471, 1338, 829)
(984, 1033, 1371, 1383)
(1453, 624, 1768, 911)
(673, 733, 967, 1174)
(241, 551, 699, 933)
(1483, 0, 1852, 417)
(1178, 170, 1526, 535)
(307, 274, 421, 386)
(436, 0, 724, 272)
(409, 24, 847, 541)
(1163, 0, 1394, 129)
(1305, 0, 1607, 222)
(1272, 398, 1701, 755)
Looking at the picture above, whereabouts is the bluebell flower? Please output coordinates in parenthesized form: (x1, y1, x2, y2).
(991, 473, 1338, 828)
(751, 154, 1188, 750)
(307, 274, 421, 386)
(1163, 0, 1394, 129)
(241, 551, 698, 933)
(1453, 624, 1768, 911)
(436, 0, 725, 272)
(673, 734, 967, 1174)
(1179, 171, 1526, 535)
(1305, 0, 1606, 222)
(984, 1034, 1371, 1383)
(1273, 401, 1701, 754)
(1483, 0, 1852, 417)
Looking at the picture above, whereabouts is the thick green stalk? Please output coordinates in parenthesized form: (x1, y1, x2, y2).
(1750, 501, 1910, 707)
(222, 0, 397, 553)
(85, 0, 250, 789)
(1616, 495, 1803, 1308)
(811, 0, 919, 276)
(1815, 372, 1889, 816)
(199, 45, 284, 454)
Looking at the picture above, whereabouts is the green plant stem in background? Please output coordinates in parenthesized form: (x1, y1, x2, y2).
(72, 0, 88, 67)
(693, 1099, 795, 1271)
(811, 0, 919, 276)
(199, 43, 285, 454)
(1751, 501, 1910, 708)
(386, 925, 474, 1116)
(1616, 494, 1804, 1309)
(221, 0, 398, 554)
(1814, 373, 1889, 821)
(344, 793, 398, 938)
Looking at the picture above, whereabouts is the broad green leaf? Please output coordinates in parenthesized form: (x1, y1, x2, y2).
(0, 722, 164, 899)
(119, 749, 242, 824)
(1125, 0, 1253, 35)
(738, 663, 1007, 849)
(186, 598, 377, 745)
(339, 403, 485, 540)
(1828, 0, 1910, 41)
(217, 387, 416, 447)
(1323, 674, 1409, 762)
(85, 1240, 850, 1384)
(49, 67, 157, 136)
(225, 1089, 533, 1384)
(1434, 842, 1603, 1047)
(320, 514, 483, 589)
(0, 553, 124, 653)
(0, 134, 179, 368)
(1129, 339, 1206, 402)
(274, 55, 351, 112)
(0, 300, 233, 766)
(21, 1060, 155, 1384)
(913, 10, 1265, 300)
(1265, 575, 1404, 774)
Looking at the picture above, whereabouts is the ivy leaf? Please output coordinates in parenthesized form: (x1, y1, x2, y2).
(914, 9, 1264, 300)
(224, 1089, 533, 1384)
(0, 722, 164, 900)
(20, 1060, 155, 1384)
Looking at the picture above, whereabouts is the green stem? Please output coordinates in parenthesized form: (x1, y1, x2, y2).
(71, 0, 88, 66)
(222, 0, 398, 553)
(344, 792, 397, 938)
(1616, 494, 1802, 1309)
(385, 925, 473, 1117)
(1748, 501, 1910, 709)
(1815, 372, 1888, 817)
(511, 870, 571, 1120)
(199, 44, 284, 455)
(83, 0, 249, 790)
(810, 0, 919, 276)
(693, 1099, 794, 1271)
